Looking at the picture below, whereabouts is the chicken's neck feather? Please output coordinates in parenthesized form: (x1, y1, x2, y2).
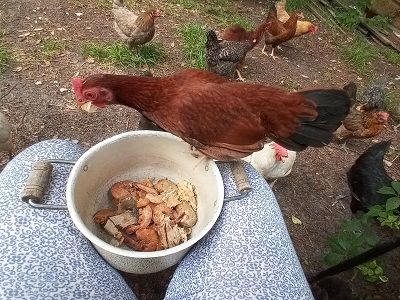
(109, 75, 166, 112)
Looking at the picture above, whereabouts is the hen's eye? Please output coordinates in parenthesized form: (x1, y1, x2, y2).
(85, 92, 96, 100)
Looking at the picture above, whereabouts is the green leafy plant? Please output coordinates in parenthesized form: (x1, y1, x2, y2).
(81, 42, 166, 68)
(178, 23, 207, 69)
(357, 260, 388, 283)
(336, 8, 361, 30)
(324, 215, 389, 282)
(366, 181, 400, 230)
(324, 216, 378, 265)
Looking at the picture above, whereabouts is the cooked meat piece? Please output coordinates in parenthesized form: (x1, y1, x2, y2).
(109, 210, 138, 229)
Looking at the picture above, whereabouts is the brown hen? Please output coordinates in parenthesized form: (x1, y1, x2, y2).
(112, 0, 161, 49)
(263, 6, 299, 59)
(72, 69, 351, 161)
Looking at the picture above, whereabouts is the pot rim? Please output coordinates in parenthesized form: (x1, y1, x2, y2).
(66, 131, 224, 258)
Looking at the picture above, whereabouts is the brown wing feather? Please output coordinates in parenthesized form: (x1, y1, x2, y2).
(148, 81, 314, 157)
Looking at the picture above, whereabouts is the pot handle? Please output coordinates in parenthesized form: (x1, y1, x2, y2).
(21, 159, 76, 210)
(216, 161, 252, 203)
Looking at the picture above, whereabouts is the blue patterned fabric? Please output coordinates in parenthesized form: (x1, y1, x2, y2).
(166, 162, 314, 300)
(0, 140, 313, 300)
(0, 140, 136, 300)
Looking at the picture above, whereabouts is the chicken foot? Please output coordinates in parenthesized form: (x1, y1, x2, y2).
(269, 48, 278, 60)
(261, 45, 278, 60)
(235, 69, 245, 82)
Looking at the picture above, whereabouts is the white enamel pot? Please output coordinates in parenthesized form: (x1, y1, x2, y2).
(60, 131, 251, 274)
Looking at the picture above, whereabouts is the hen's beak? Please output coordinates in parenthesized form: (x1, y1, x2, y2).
(80, 101, 98, 113)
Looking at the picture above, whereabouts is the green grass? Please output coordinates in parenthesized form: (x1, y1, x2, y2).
(336, 8, 362, 30)
(81, 42, 166, 68)
(174, 0, 254, 29)
(0, 43, 11, 73)
(340, 36, 378, 76)
(382, 48, 400, 67)
(365, 15, 392, 30)
(41, 39, 65, 57)
(286, 0, 309, 11)
(385, 90, 400, 116)
(178, 23, 207, 69)
(175, 0, 200, 10)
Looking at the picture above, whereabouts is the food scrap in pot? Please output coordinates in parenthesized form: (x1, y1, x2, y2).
(93, 178, 198, 252)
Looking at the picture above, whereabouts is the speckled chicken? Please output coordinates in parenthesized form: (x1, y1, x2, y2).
(112, 0, 161, 49)
(0, 112, 12, 160)
(359, 81, 385, 111)
(206, 30, 254, 81)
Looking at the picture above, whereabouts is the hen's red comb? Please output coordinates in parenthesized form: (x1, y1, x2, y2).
(71, 77, 83, 99)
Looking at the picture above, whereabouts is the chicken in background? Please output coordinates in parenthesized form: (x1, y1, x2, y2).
(0, 112, 12, 161)
(72, 69, 351, 161)
(217, 18, 269, 78)
(263, 6, 299, 59)
(112, 0, 161, 50)
(335, 82, 389, 142)
(219, 17, 270, 53)
(242, 142, 296, 187)
(275, 0, 318, 37)
(206, 30, 255, 81)
(358, 80, 386, 111)
(347, 140, 394, 213)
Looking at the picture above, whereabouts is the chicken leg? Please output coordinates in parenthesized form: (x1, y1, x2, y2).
(261, 45, 278, 60)
(235, 69, 245, 82)
(261, 45, 269, 56)
(269, 48, 278, 60)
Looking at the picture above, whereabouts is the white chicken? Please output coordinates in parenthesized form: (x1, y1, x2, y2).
(242, 142, 296, 187)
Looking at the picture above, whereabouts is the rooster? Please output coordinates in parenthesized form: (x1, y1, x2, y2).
(347, 140, 394, 213)
(206, 30, 255, 81)
(242, 142, 296, 187)
(263, 6, 299, 59)
(275, 0, 318, 37)
(112, 0, 161, 49)
(72, 69, 351, 161)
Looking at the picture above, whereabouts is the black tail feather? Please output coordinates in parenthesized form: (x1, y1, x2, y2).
(273, 89, 351, 151)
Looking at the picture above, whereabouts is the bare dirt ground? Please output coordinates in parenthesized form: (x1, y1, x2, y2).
(1, 0, 399, 299)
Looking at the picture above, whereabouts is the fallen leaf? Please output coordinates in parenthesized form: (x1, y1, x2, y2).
(18, 32, 31, 38)
(66, 104, 77, 110)
(291, 215, 302, 225)
(86, 57, 95, 64)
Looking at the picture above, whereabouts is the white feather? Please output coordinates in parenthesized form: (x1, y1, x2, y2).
(242, 142, 296, 183)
